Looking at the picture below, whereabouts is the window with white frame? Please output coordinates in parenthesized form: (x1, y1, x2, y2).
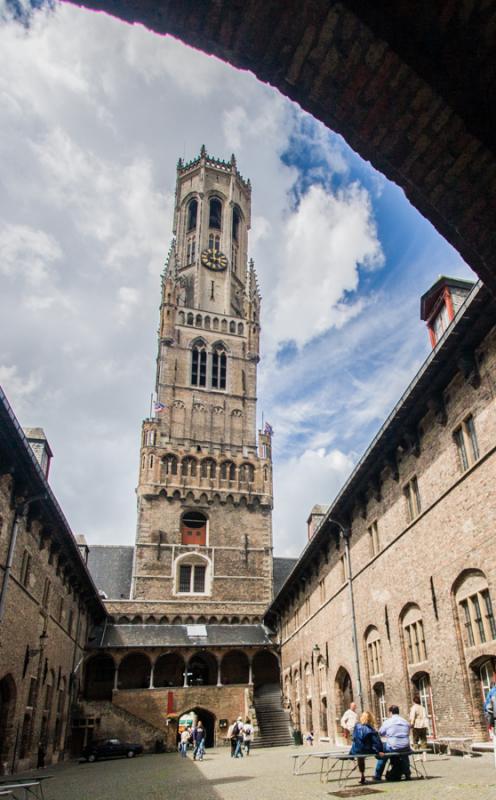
(176, 555, 209, 595)
(404, 476, 421, 522)
(454, 414, 479, 472)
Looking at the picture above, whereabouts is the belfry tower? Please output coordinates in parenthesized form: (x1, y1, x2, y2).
(132, 148, 274, 621)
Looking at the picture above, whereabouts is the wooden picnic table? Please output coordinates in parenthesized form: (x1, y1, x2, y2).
(291, 749, 428, 788)
(0, 774, 53, 800)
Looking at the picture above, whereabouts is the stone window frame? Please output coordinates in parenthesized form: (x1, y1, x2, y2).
(401, 604, 428, 665)
(368, 519, 380, 557)
(20, 549, 32, 588)
(455, 570, 496, 648)
(453, 413, 480, 473)
(173, 552, 212, 597)
(403, 475, 421, 522)
(365, 626, 383, 677)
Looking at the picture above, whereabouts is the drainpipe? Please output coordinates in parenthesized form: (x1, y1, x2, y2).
(327, 519, 363, 712)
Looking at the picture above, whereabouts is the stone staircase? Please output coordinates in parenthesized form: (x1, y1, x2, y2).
(252, 683, 293, 748)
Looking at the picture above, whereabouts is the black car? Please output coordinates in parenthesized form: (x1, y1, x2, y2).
(82, 738, 143, 762)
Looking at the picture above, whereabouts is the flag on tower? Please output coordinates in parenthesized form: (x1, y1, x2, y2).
(264, 421, 274, 436)
(154, 401, 167, 414)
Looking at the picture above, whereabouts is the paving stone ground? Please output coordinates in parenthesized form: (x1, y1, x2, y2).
(10, 746, 496, 800)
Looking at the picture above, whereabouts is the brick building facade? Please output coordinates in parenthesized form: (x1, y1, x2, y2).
(267, 278, 496, 745)
(0, 388, 105, 774)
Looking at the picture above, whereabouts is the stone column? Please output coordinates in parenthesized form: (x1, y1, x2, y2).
(217, 658, 222, 687)
(149, 663, 155, 690)
(248, 659, 253, 686)
(113, 665, 119, 691)
(183, 659, 189, 687)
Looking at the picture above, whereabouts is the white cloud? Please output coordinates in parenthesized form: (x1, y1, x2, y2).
(268, 183, 384, 350)
(0, 223, 62, 287)
(273, 447, 354, 556)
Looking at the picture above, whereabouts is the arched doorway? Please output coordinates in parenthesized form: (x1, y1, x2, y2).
(118, 653, 151, 690)
(335, 667, 353, 738)
(154, 653, 185, 687)
(411, 672, 436, 737)
(84, 654, 115, 700)
(180, 707, 216, 748)
(221, 651, 249, 684)
(252, 650, 279, 687)
(186, 653, 217, 686)
(0, 674, 17, 769)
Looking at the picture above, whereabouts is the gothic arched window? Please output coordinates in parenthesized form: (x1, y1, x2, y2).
(187, 198, 198, 231)
(163, 454, 178, 475)
(232, 205, 241, 241)
(191, 341, 207, 387)
(181, 457, 197, 477)
(221, 461, 236, 481)
(212, 343, 227, 389)
(209, 197, 222, 230)
(201, 458, 216, 479)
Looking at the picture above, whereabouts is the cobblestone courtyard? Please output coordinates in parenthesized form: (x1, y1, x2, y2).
(11, 746, 496, 800)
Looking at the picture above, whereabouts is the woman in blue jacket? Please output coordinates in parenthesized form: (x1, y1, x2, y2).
(350, 711, 383, 785)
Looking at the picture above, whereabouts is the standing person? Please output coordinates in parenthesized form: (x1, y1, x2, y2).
(227, 721, 236, 756)
(305, 730, 314, 746)
(233, 716, 244, 758)
(243, 717, 254, 756)
(341, 702, 358, 743)
(350, 711, 382, 785)
(179, 726, 191, 758)
(409, 694, 429, 749)
(193, 720, 206, 761)
(373, 705, 411, 782)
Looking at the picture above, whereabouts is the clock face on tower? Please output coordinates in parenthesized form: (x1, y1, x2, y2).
(201, 248, 228, 272)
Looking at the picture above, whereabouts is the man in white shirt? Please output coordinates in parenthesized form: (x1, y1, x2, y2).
(340, 702, 358, 742)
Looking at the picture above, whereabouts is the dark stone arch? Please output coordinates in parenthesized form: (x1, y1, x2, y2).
(70, 1, 496, 289)
(154, 653, 185, 687)
(0, 674, 17, 766)
(334, 666, 353, 722)
(118, 653, 151, 690)
(180, 706, 216, 748)
(221, 650, 249, 685)
(252, 650, 280, 687)
(186, 652, 217, 686)
(84, 654, 115, 700)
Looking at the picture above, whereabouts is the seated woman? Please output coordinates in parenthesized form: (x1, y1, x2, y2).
(350, 711, 383, 785)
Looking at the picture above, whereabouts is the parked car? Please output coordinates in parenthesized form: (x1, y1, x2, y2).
(82, 738, 143, 762)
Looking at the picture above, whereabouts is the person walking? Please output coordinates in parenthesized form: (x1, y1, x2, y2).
(179, 726, 191, 758)
(350, 711, 383, 785)
(243, 717, 254, 756)
(193, 720, 206, 760)
(233, 716, 244, 758)
(409, 695, 429, 749)
(340, 702, 358, 743)
(373, 705, 411, 782)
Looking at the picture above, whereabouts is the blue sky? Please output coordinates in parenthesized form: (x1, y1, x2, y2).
(0, 1, 474, 556)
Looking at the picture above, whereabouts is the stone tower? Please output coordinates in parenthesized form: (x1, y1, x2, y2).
(132, 148, 274, 621)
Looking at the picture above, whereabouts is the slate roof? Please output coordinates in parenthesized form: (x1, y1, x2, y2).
(92, 623, 274, 649)
(273, 557, 298, 595)
(86, 545, 134, 599)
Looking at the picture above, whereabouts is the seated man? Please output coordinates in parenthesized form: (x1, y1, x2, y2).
(374, 705, 411, 782)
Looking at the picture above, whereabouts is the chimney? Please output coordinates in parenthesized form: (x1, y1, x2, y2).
(307, 505, 329, 540)
(23, 427, 53, 479)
